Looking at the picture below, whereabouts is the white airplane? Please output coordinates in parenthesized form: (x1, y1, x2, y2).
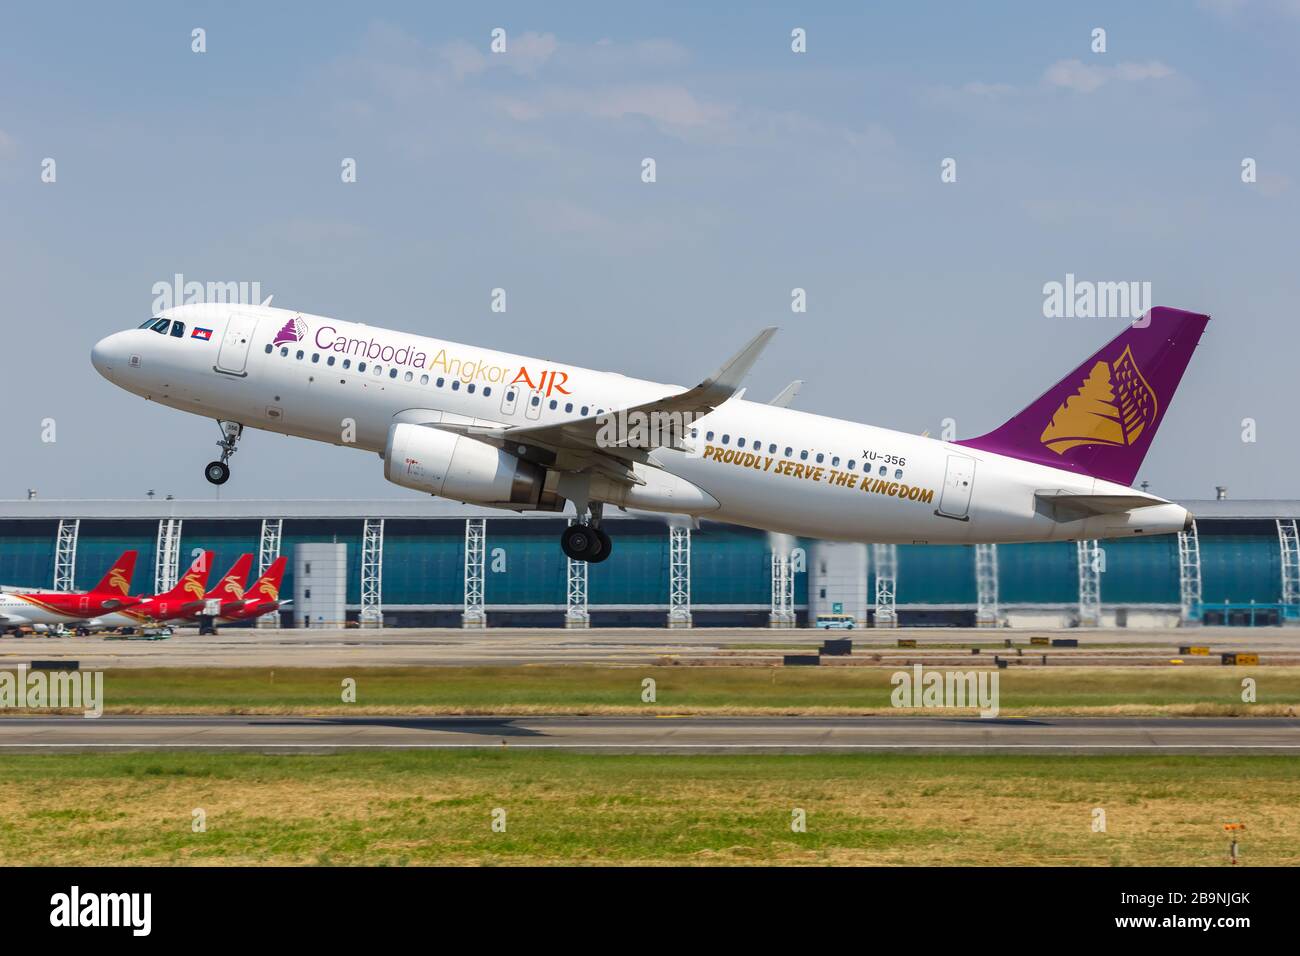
(91, 304, 1206, 562)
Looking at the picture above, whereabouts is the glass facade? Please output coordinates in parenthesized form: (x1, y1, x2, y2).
(0, 516, 1289, 615)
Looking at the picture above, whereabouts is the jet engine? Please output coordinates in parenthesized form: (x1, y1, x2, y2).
(384, 423, 562, 510)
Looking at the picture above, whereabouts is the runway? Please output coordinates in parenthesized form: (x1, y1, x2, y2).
(1, 715, 1297, 754)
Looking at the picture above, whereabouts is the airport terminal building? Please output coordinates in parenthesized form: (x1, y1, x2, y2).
(0, 497, 1297, 629)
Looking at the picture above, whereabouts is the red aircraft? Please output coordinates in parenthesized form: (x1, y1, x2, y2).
(172, 553, 254, 623)
(86, 551, 215, 630)
(198, 556, 287, 633)
(0, 550, 140, 633)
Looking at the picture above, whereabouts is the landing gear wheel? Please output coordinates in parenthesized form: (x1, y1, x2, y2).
(589, 527, 613, 563)
(206, 420, 243, 486)
(561, 524, 597, 561)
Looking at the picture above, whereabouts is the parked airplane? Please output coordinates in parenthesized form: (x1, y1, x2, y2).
(173, 552, 254, 623)
(92, 304, 1207, 562)
(196, 556, 287, 632)
(84, 551, 214, 631)
(0, 551, 140, 633)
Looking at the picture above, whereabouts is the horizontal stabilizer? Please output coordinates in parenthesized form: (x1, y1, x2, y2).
(1034, 490, 1169, 522)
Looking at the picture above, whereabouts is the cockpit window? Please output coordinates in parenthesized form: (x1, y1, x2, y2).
(170, 321, 185, 338)
(150, 318, 171, 334)
(139, 318, 158, 329)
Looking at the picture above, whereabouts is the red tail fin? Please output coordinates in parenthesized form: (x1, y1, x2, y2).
(91, 550, 137, 597)
(159, 550, 214, 601)
(247, 556, 287, 604)
(207, 554, 253, 601)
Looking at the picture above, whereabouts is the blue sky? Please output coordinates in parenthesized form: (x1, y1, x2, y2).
(3, 1, 1299, 500)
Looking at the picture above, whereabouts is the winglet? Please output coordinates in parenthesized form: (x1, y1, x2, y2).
(769, 379, 803, 408)
(697, 327, 778, 403)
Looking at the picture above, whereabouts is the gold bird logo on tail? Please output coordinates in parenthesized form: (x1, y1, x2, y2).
(256, 581, 279, 601)
(1040, 346, 1157, 455)
(107, 568, 130, 595)
(222, 575, 245, 599)
(182, 574, 206, 599)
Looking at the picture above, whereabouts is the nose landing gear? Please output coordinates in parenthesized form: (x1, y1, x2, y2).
(561, 503, 613, 563)
(204, 420, 244, 486)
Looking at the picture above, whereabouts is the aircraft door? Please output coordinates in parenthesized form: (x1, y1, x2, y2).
(216, 313, 260, 375)
(937, 454, 976, 520)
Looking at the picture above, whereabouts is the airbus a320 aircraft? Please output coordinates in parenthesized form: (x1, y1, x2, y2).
(195, 556, 288, 633)
(92, 304, 1207, 562)
(84, 551, 214, 632)
(0, 551, 140, 633)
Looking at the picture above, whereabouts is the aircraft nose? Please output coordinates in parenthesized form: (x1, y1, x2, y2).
(91, 331, 127, 378)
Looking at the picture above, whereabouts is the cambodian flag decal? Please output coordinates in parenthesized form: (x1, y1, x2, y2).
(192, 327, 213, 341)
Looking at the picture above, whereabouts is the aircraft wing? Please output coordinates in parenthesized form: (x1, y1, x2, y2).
(459, 327, 778, 474)
(1034, 490, 1170, 522)
(768, 380, 803, 408)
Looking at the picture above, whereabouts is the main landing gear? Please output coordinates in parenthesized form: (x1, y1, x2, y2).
(561, 502, 613, 563)
(205, 420, 244, 486)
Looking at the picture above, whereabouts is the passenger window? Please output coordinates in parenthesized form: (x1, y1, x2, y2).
(280, 347, 289, 357)
(358, 362, 366, 372)
(832, 456, 840, 467)
(878, 465, 887, 476)
(768, 444, 776, 454)
(565, 403, 573, 413)
(170, 322, 185, 338)
(848, 460, 856, 470)
(721, 434, 730, 444)
(581, 406, 589, 416)
(483, 387, 491, 397)
(389, 368, 397, 379)
(816, 453, 824, 464)
(327, 356, 335, 366)
(404, 371, 413, 382)
(531, 395, 540, 406)
(895, 468, 903, 479)
(419, 374, 429, 385)
(467, 384, 475, 394)
(800, 450, 808, 461)
(706, 431, 715, 441)
(437, 377, 445, 387)
(785, 447, 792, 457)
(312, 353, 320, 363)
(264, 344, 273, 354)
(452, 380, 460, 391)
(549, 399, 557, 409)
(296, 350, 304, 360)
(737, 438, 746, 448)
(343, 359, 351, 369)
(373, 365, 382, 376)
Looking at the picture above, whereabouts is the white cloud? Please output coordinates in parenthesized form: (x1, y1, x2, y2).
(1044, 59, 1175, 93)
(498, 84, 731, 133)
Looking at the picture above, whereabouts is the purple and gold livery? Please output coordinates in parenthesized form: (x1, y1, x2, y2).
(958, 307, 1209, 486)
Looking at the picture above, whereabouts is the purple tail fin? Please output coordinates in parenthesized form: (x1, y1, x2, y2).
(956, 306, 1209, 487)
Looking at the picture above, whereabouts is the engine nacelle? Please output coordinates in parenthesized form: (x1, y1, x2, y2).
(384, 423, 561, 510)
